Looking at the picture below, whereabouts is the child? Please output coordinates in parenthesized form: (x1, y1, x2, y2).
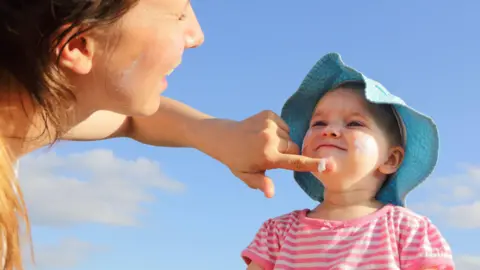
(241, 53, 454, 270)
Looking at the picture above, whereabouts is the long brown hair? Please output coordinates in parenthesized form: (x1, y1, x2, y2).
(0, 1, 139, 268)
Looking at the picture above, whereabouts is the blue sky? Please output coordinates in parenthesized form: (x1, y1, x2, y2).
(20, 1, 480, 269)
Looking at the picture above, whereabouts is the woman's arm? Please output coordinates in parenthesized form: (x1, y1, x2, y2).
(62, 97, 213, 148)
(60, 97, 323, 197)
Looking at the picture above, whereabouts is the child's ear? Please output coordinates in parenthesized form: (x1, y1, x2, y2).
(378, 146, 404, 175)
(54, 25, 96, 75)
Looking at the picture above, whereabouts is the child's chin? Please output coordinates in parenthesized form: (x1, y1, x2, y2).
(314, 153, 345, 164)
(312, 168, 337, 181)
(314, 177, 350, 191)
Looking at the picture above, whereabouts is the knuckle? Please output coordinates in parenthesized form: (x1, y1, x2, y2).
(259, 150, 274, 166)
(259, 129, 271, 141)
(258, 111, 279, 130)
(260, 149, 271, 162)
(261, 110, 275, 119)
(261, 120, 270, 130)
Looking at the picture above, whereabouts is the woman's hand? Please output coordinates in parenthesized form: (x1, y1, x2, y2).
(204, 110, 324, 198)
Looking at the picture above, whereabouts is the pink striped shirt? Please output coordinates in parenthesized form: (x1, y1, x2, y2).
(241, 204, 454, 270)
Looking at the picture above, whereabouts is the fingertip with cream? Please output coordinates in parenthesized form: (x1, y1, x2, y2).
(317, 159, 327, 172)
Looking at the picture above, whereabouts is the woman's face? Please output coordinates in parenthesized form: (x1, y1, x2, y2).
(67, 0, 204, 116)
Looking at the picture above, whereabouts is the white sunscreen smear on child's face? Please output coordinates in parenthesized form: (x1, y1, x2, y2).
(317, 159, 327, 172)
(354, 136, 377, 156)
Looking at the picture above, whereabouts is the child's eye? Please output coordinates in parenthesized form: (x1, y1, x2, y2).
(347, 121, 364, 127)
(178, 13, 187, 21)
(312, 121, 326, 127)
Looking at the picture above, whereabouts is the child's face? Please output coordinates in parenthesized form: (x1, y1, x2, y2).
(302, 87, 403, 191)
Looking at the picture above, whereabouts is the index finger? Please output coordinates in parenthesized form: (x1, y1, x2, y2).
(271, 153, 323, 172)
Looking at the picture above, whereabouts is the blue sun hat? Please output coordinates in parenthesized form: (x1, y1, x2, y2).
(280, 53, 439, 206)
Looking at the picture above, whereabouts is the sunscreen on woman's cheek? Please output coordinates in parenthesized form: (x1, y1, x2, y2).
(354, 136, 377, 156)
(118, 54, 143, 91)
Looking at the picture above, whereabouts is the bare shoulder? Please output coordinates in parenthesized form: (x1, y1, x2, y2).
(61, 110, 130, 141)
(6, 109, 130, 158)
(0, 84, 132, 157)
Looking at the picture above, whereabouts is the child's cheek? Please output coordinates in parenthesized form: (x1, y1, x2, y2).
(301, 129, 313, 154)
(353, 134, 378, 156)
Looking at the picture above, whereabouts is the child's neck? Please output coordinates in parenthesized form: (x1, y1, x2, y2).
(308, 190, 384, 221)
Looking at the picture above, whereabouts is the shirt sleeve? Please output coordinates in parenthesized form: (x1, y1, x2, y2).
(241, 219, 280, 270)
(399, 218, 454, 270)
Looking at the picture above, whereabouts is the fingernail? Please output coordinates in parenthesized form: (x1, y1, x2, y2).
(318, 159, 326, 172)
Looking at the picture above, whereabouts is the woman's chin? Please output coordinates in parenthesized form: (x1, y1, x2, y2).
(158, 76, 168, 95)
(125, 95, 161, 117)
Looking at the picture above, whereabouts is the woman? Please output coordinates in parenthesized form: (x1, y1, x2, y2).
(0, 0, 323, 268)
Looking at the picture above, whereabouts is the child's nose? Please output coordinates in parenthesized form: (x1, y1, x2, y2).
(321, 125, 341, 138)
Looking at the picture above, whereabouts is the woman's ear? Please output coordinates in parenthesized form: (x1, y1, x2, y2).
(53, 26, 96, 75)
(378, 146, 404, 175)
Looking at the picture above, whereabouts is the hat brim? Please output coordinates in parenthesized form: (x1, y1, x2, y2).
(280, 53, 439, 206)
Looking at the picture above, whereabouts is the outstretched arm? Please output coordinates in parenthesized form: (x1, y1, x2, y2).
(63, 97, 213, 148)
(60, 97, 324, 197)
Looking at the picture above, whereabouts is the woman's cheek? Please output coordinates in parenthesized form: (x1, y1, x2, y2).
(141, 31, 183, 75)
(117, 32, 183, 93)
(118, 53, 144, 92)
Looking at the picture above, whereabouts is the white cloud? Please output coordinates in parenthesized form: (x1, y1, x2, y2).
(454, 255, 480, 270)
(452, 185, 475, 200)
(18, 149, 185, 227)
(410, 164, 480, 228)
(24, 237, 99, 270)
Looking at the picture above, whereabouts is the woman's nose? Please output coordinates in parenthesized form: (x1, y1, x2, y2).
(185, 28, 204, 48)
(185, 9, 205, 49)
